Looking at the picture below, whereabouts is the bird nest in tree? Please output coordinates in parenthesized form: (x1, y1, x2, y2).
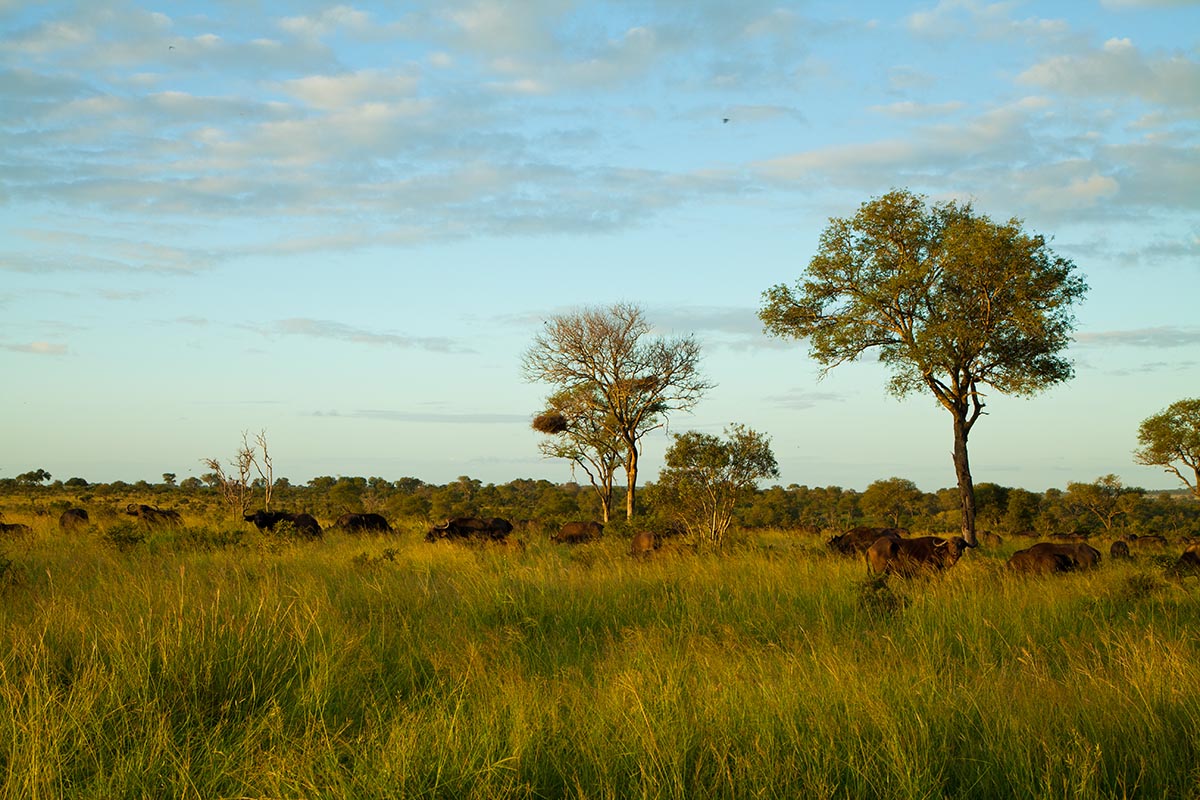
(532, 412, 569, 434)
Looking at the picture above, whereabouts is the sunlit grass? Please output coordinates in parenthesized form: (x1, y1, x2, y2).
(0, 525, 1198, 798)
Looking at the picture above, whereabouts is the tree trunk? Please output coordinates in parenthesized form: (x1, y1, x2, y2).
(625, 446, 639, 520)
(952, 413, 978, 546)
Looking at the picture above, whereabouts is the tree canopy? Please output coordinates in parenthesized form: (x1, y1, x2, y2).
(760, 188, 1087, 544)
(1134, 398, 1200, 499)
(655, 424, 779, 545)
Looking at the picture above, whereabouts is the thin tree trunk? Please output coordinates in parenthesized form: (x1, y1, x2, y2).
(952, 413, 978, 546)
(625, 446, 639, 520)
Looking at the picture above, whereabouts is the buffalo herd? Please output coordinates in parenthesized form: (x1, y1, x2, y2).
(6, 502, 1199, 575)
(825, 524, 1200, 579)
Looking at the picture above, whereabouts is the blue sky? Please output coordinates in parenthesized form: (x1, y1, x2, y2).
(2, 0, 1198, 494)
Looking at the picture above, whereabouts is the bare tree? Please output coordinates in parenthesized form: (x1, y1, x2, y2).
(203, 430, 273, 519)
(523, 302, 713, 519)
(253, 430, 274, 511)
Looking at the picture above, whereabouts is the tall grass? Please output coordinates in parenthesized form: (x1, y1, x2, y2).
(1, 526, 1198, 798)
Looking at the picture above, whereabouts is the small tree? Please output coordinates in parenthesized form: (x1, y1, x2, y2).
(15, 469, 51, 486)
(860, 477, 924, 528)
(1065, 474, 1144, 532)
(202, 430, 274, 519)
(760, 188, 1087, 545)
(532, 385, 624, 522)
(655, 424, 779, 546)
(1134, 398, 1200, 500)
(523, 302, 713, 519)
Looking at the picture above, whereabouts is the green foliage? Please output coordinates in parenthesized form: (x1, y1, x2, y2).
(1064, 474, 1145, 532)
(1135, 398, 1200, 499)
(759, 189, 1087, 402)
(860, 477, 925, 528)
(760, 188, 1088, 541)
(14, 469, 51, 486)
(655, 424, 779, 546)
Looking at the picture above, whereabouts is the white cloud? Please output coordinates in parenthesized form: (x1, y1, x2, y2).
(1076, 326, 1200, 348)
(907, 0, 1070, 42)
(1018, 37, 1200, 110)
(262, 318, 474, 354)
(276, 69, 422, 110)
(2, 341, 68, 355)
(1100, 0, 1199, 7)
(280, 5, 372, 39)
(869, 100, 965, 118)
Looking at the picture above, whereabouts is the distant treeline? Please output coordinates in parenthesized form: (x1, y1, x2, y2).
(2, 473, 1196, 538)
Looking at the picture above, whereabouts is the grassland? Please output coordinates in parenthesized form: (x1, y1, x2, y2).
(1, 516, 1198, 799)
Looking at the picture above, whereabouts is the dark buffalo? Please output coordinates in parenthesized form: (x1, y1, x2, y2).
(426, 517, 513, 542)
(630, 530, 656, 557)
(243, 510, 322, 539)
(0, 522, 32, 537)
(865, 535, 968, 577)
(552, 520, 603, 544)
(334, 512, 393, 534)
(827, 526, 906, 556)
(243, 510, 291, 530)
(1173, 543, 1200, 574)
(1125, 534, 1169, 552)
(1007, 547, 1075, 575)
(1109, 540, 1132, 560)
(60, 508, 90, 531)
(1023, 541, 1102, 571)
(125, 503, 183, 528)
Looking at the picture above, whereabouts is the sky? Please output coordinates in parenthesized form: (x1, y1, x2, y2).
(2, 0, 1198, 495)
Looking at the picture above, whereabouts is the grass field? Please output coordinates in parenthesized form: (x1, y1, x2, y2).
(1, 518, 1198, 799)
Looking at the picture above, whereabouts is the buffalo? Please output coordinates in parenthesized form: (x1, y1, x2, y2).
(334, 512, 393, 534)
(59, 508, 90, 531)
(827, 526, 906, 556)
(1109, 540, 1132, 560)
(1125, 534, 1169, 552)
(1019, 542, 1101, 571)
(629, 530, 656, 558)
(1173, 543, 1200, 574)
(243, 510, 322, 539)
(426, 517, 513, 543)
(865, 535, 968, 577)
(0, 522, 32, 537)
(552, 520, 603, 544)
(125, 503, 183, 528)
(1007, 547, 1075, 575)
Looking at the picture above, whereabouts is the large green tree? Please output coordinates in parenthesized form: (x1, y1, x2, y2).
(1134, 398, 1200, 500)
(760, 189, 1087, 545)
(523, 302, 712, 519)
